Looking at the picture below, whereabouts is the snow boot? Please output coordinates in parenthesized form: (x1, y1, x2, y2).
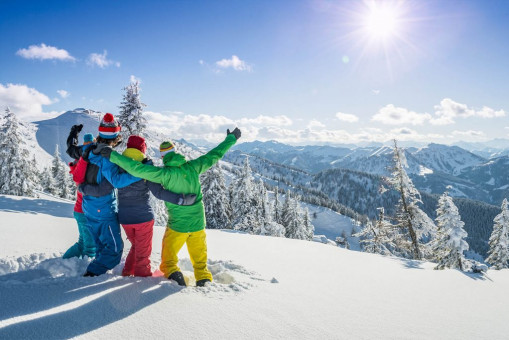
(168, 271, 186, 286)
(83, 271, 97, 277)
(196, 279, 211, 287)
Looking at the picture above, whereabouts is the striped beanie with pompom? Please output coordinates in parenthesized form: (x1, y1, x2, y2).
(98, 113, 121, 139)
(159, 141, 175, 158)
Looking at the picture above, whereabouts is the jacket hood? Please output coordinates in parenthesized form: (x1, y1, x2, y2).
(163, 152, 186, 167)
(123, 148, 145, 162)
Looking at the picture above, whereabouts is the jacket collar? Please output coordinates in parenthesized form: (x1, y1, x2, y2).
(163, 152, 186, 167)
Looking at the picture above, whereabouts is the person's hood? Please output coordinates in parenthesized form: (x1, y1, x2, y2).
(123, 148, 145, 162)
(162, 152, 186, 167)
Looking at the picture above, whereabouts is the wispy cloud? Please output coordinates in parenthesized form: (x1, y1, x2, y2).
(215, 55, 252, 72)
(87, 50, 120, 68)
(57, 90, 69, 98)
(336, 112, 359, 123)
(452, 130, 486, 138)
(16, 43, 75, 61)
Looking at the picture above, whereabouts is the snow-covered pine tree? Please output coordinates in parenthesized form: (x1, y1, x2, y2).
(302, 208, 315, 241)
(118, 78, 147, 144)
(201, 163, 232, 229)
(230, 157, 261, 233)
(433, 188, 469, 270)
(0, 107, 37, 197)
(273, 186, 282, 225)
(388, 140, 436, 260)
(485, 198, 509, 270)
(40, 166, 57, 196)
(258, 181, 285, 237)
(282, 192, 310, 240)
(51, 144, 74, 199)
(354, 207, 393, 255)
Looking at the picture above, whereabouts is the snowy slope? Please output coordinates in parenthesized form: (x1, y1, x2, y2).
(1, 194, 509, 339)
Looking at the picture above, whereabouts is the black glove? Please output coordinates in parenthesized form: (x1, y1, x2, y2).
(94, 143, 113, 159)
(227, 127, 241, 140)
(178, 194, 197, 206)
(71, 124, 83, 133)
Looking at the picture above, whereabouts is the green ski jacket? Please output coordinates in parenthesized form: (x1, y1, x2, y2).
(109, 134, 237, 233)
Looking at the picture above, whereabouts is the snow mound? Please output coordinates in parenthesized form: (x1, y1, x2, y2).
(0, 253, 91, 283)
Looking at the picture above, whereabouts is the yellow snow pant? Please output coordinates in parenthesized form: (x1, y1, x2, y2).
(160, 228, 213, 282)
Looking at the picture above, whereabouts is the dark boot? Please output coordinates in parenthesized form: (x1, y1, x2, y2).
(83, 271, 97, 277)
(196, 279, 211, 287)
(168, 271, 186, 286)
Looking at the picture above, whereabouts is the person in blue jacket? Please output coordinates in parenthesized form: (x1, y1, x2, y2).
(80, 135, 196, 277)
(79, 113, 144, 276)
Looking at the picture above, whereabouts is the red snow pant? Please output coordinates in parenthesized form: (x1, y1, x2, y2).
(121, 220, 154, 277)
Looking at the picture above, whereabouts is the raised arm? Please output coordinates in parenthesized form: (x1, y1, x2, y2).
(66, 125, 83, 160)
(189, 129, 239, 175)
(109, 151, 169, 185)
(146, 181, 197, 205)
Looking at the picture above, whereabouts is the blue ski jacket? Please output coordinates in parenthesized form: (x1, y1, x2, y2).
(82, 148, 140, 220)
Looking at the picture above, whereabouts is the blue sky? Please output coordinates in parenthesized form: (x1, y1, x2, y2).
(1, 0, 508, 144)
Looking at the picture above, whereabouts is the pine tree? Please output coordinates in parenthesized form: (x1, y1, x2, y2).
(273, 186, 282, 225)
(258, 181, 285, 237)
(51, 144, 74, 199)
(302, 208, 315, 241)
(355, 208, 393, 255)
(230, 157, 260, 233)
(388, 140, 436, 260)
(282, 192, 310, 240)
(486, 199, 509, 269)
(118, 78, 147, 143)
(40, 166, 57, 196)
(202, 163, 232, 229)
(434, 188, 469, 270)
(0, 107, 37, 197)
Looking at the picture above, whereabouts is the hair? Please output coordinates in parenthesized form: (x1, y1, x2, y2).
(96, 135, 122, 148)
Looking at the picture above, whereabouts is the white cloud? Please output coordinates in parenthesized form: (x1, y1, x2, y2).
(372, 90, 380, 95)
(87, 50, 120, 68)
(16, 43, 75, 61)
(452, 130, 486, 138)
(57, 90, 69, 98)
(238, 115, 292, 127)
(130, 75, 141, 84)
(372, 104, 431, 125)
(0, 83, 58, 121)
(216, 55, 252, 72)
(335, 112, 359, 123)
(432, 98, 505, 125)
(307, 120, 326, 129)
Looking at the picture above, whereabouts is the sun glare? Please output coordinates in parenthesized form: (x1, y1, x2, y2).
(364, 5, 399, 39)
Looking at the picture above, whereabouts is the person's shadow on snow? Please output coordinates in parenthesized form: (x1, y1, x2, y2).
(0, 276, 182, 339)
(0, 195, 74, 218)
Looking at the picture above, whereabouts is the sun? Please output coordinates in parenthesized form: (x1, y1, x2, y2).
(363, 2, 401, 41)
(364, 5, 399, 39)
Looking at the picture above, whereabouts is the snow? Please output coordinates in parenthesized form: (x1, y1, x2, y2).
(1, 193, 509, 339)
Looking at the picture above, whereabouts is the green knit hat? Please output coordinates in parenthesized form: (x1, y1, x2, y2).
(159, 141, 175, 158)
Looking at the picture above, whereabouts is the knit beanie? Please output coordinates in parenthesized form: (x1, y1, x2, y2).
(83, 133, 94, 145)
(127, 135, 147, 154)
(98, 113, 121, 139)
(159, 141, 175, 158)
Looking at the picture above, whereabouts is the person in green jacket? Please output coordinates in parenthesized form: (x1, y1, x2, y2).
(99, 128, 241, 287)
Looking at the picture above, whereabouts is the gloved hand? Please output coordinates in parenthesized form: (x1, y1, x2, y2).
(71, 124, 83, 133)
(227, 127, 241, 140)
(178, 193, 197, 206)
(78, 184, 85, 194)
(94, 143, 113, 159)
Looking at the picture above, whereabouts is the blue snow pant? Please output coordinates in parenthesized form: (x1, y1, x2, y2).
(63, 212, 97, 259)
(85, 215, 124, 275)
